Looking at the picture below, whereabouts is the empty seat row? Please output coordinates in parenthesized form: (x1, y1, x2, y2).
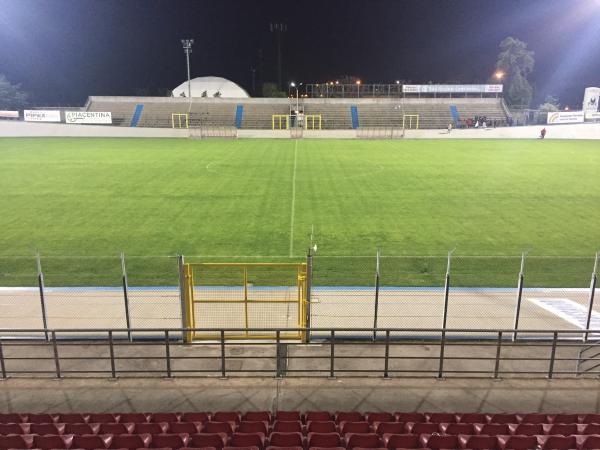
(4, 422, 600, 437)
(2, 413, 598, 425)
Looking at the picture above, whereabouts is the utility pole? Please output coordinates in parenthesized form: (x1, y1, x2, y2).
(270, 23, 287, 90)
(181, 39, 194, 101)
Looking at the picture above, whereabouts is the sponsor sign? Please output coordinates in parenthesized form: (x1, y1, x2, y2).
(402, 84, 503, 94)
(65, 111, 112, 124)
(582, 87, 600, 113)
(24, 110, 61, 122)
(585, 112, 600, 120)
(0, 110, 19, 119)
(546, 111, 585, 124)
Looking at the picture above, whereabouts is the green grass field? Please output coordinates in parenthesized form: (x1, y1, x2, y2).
(0, 137, 599, 286)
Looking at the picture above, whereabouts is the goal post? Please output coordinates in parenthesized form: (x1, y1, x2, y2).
(182, 262, 308, 342)
(305, 114, 322, 130)
(402, 114, 419, 129)
(172, 113, 189, 129)
(272, 114, 289, 130)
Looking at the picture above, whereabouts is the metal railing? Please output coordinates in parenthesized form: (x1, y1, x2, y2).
(1, 327, 599, 379)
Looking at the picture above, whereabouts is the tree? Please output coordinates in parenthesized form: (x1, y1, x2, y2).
(496, 37, 535, 107)
(262, 82, 286, 98)
(538, 95, 560, 114)
(0, 74, 29, 110)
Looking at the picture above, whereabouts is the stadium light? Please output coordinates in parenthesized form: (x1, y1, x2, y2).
(290, 82, 302, 114)
(356, 79, 361, 98)
(181, 39, 194, 101)
(494, 70, 505, 80)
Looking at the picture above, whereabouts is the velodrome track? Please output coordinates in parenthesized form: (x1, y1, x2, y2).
(0, 286, 598, 339)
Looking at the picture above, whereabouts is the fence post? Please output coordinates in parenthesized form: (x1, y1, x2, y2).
(437, 329, 446, 379)
(36, 252, 49, 341)
(121, 253, 132, 341)
(373, 251, 381, 341)
(275, 330, 282, 378)
(548, 331, 558, 379)
(329, 330, 335, 379)
(108, 330, 116, 378)
(584, 253, 599, 342)
(178, 255, 187, 338)
(441, 250, 453, 331)
(164, 330, 172, 378)
(383, 330, 390, 378)
(51, 330, 61, 379)
(513, 253, 526, 341)
(306, 249, 313, 341)
(0, 339, 6, 379)
(494, 331, 503, 379)
(220, 330, 227, 379)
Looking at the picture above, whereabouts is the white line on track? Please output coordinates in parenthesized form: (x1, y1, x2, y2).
(289, 140, 298, 257)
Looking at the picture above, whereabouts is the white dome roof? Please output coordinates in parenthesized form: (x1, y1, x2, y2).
(172, 76, 250, 98)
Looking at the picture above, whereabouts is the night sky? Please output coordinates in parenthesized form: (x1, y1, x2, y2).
(1, 0, 599, 106)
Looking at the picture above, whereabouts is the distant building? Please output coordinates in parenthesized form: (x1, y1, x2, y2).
(172, 76, 250, 98)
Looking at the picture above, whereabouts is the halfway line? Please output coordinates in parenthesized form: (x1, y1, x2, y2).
(289, 140, 298, 257)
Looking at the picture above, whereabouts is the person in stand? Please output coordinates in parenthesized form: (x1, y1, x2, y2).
(447, 122, 453, 134)
(540, 128, 547, 139)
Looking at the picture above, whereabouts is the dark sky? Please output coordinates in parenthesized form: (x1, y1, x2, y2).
(1, 0, 599, 106)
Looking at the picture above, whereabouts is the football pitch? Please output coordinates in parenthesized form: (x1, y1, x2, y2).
(0, 137, 599, 287)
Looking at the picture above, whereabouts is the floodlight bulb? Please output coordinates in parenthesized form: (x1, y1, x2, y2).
(313, 244, 318, 253)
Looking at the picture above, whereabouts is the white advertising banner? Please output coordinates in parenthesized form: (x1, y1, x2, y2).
(65, 111, 112, 124)
(585, 112, 600, 120)
(547, 111, 585, 124)
(24, 110, 61, 122)
(582, 87, 600, 113)
(402, 84, 503, 94)
(0, 111, 19, 118)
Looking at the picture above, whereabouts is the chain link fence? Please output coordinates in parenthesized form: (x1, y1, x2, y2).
(0, 252, 598, 340)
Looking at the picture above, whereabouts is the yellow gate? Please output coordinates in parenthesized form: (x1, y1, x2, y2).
(182, 262, 307, 341)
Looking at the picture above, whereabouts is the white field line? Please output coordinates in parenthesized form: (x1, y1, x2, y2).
(289, 140, 298, 257)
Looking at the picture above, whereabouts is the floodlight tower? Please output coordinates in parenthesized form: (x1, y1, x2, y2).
(181, 39, 194, 101)
(270, 23, 287, 90)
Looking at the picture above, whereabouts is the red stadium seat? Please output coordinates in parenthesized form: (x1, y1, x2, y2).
(537, 435, 577, 450)
(134, 423, 168, 434)
(0, 423, 29, 434)
(497, 435, 537, 450)
(170, 422, 202, 434)
(57, 414, 89, 424)
(517, 414, 547, 424)
(33, 434, 74, 449)
(475, 423, 510, 435)
(203, 422, 234, 435)
(550, 414, 579, 425)
(229, 433, 265, 450)
(90, 414, 121, 424)
(243, 412, 271, 424)
(151, 433, 191, 449)
(305, 412, 333, 423)
(28, 414, 57, 424)
(306, 422, 336, 434)
(419, 434, 458, 450)
(426, 413, 456, 423)
(30, 423, 66, 435)
(152, 413, 181, 424)
(182, 413, 210, 424)
(487, 415, 519, 425)
(189, 433, 228, 450)
(459, 414, 488, 424)
(0, 413, 25, 424)
(374, 423, 406, 436)
(0, 434, 34, 449)
(335, 413, 363, 424)
(65, 423, 100, 435)
(394, 414, 425, 424)
(307, 432, 342, 448)
(407, 423, 438, 435)
(308, 447, 345, 450)
(181, 447, 219, 450)
(120, 414, 150, 424)
(578, 423, 600, 434)
(340, 422, 371, 435)
(458, 434, 498, 450)
(237, 422, 268, 435)
(273, 421, 303, 433)
(72, 434, 113, 450)
(507, 423, 543, 436)
(213, 412, 241, 425)
(543, 423, 578, 436)
(575, 434, 600, 449)
(365, 413, 394, 425)
(382, 433, 422, 450)
(266, 446, 303, 450)
(345, 433, 382, 450)
(440, 422, 475, 435)
(110, 433, 152, 449)
(100, 423, 136, 435)
(580, 414, 600, 424)
(223, 447, 260, 450)
(275, 412, 301, 423)
(268, 432, 304, 448)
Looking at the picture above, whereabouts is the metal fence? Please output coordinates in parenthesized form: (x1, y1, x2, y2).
(1, 327, 599, 379)
(0, 252, 598, 340)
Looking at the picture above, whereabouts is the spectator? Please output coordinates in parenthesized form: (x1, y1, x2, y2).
(540, 127, 547, 139)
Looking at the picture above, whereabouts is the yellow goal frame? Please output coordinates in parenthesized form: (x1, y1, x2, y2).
(182, 262, 308, 342)
(305, 114, 322, 130)
(172, 113, 189, 129)
(272, 114, 289, 130)
(402, 114, 419, 129)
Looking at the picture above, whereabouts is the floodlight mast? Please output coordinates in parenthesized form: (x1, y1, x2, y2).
(181, 39, 194, 102)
